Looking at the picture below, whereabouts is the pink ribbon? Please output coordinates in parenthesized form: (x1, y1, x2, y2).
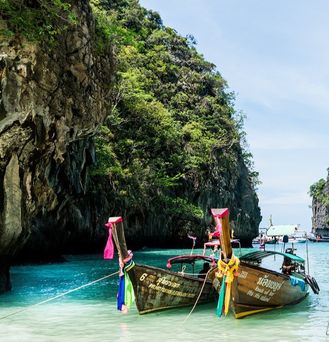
(104, 222, 114, 259)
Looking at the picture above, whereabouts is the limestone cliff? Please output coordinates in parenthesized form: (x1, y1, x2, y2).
(0, 1, 112, 292)
(311, 170, 329, 237)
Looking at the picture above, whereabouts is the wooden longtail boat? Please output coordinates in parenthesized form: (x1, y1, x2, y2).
(211, 208, 319, 319)
(109, 217, 220, 314)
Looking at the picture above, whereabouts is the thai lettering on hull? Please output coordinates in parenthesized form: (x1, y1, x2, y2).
(244, 274, 285, 303)
(139, 272, 196, 298)
(257, 275, 284, 292)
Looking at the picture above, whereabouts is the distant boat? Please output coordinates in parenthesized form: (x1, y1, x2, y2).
(108, 217, 219, 314)
(265, 224, 309, 244)
(252, 235, 278, 245)
(309, 235, 329, 242)
(283, 236, 307, 243)
(211, 208, 319, 319)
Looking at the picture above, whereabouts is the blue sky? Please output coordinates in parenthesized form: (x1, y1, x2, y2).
(139, 0, 329, 230)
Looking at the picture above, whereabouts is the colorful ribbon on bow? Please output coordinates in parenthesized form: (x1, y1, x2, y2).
(117, 260, 135, 312)
(216, 255, 240, 317)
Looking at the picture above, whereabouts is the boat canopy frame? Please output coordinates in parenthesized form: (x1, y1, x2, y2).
(240, 250, 305, 264)
(166, 255, 217, 268)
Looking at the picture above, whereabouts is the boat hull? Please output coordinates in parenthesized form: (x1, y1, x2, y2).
(126, 263, 219, 314)
(232, 262, 308, 318)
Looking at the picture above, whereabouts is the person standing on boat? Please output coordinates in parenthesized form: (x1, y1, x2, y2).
(259, 234, 265, 250)
(281, 256, 295, 275)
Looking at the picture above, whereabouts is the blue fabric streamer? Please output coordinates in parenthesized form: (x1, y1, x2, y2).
(290, 275, 305, 291)
(117, 274, 125, 311)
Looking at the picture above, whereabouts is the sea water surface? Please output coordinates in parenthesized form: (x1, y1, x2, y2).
(0, 243, 328, 342)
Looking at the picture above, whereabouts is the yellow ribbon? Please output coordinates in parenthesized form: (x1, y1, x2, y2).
(216, 255, 240, 315)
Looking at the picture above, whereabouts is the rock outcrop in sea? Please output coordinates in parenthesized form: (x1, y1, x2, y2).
(311, 169, 329, 237)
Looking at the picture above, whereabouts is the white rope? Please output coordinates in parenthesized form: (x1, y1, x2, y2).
(0, 270, 119, 321)
(183, 270, 211, 323)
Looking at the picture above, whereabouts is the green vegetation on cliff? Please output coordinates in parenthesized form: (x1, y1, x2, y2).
(90, 0, 259, 227)
(310, 169, 329, 206)
(0, 0, 76, 43)
(310, 179, 326, 200)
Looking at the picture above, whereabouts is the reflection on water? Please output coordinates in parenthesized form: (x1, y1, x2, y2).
(0, 244, 328, 341)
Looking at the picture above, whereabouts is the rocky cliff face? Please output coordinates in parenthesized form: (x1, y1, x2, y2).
(107, 150, 261, 248)
(0, 1, 112, 292)
(198, 153, 260, 245)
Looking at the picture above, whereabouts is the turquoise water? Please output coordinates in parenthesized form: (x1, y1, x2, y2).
(0, 243, 328, 342)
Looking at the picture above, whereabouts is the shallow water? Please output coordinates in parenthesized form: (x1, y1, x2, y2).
(0, 243, 328, 342)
